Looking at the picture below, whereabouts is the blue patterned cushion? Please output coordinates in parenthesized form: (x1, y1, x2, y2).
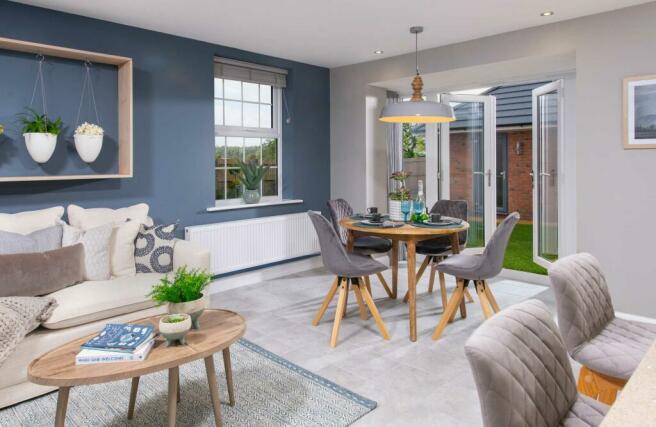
(134, 223, 178, 274)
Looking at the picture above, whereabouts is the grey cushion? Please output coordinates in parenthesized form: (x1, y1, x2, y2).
(416, 200, 469, 254)
(0, 225, 62, 255)
(416, 238, 451, 255)
(548, 252, 656, 380)
(354, 236, 392, 254)
(0, 244, 85, 297)
(560, 395, 608, 427)
(465, 299, 608, 427)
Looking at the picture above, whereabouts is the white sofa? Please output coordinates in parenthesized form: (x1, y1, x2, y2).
(0, 239, 210, 409)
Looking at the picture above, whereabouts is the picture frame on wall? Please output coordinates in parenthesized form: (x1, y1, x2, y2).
(624, 74, 656, 149)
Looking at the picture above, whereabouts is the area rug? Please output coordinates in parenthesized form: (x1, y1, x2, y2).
(0, 339, 376, 427)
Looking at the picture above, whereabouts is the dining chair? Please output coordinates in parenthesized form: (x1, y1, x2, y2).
(327, 199, 394, 298)
(431, 212, 520, 341)
(465, 299, 608, 427)
(402, 199, 474, 308)
(549, 252, 656, 404)
(308, 211, 391, 348)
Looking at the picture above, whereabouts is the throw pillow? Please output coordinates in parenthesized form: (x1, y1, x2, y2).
(63, 223, 113, 281)
(0, 244, 84, 297)
(134, 223, 178, 274)
(0, 206, 65, 235)
(67, 203, 150, 230)
(110, 220, 142, 277)
(0, 225, 62, 255)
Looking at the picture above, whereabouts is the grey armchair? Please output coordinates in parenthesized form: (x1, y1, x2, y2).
(432, 212, 520, 341)
(465, 299, 608, 427)
(308, 211, 391, 348)
(327, 199, 394, 298)
(548, 252, 656, 404)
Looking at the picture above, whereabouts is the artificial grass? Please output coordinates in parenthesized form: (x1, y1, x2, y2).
(503, 223, 547, 275)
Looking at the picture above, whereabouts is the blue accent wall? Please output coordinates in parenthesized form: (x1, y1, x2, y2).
(0, 1, 330, 231)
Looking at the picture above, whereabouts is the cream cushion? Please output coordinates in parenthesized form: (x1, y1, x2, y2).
(0, 206, 65, 235)
(67, 203, 150, 229)
(110, 220, 142, 277)
(42, 273, 162, 329)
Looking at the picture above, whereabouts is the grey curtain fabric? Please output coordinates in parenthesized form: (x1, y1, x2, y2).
(385, 92, 403, 197)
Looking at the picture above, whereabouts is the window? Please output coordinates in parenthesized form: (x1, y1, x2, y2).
(213, 59, 286, 205)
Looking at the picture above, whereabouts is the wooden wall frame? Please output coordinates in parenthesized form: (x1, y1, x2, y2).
(623, 74, 656, 150)
(0, 37, 133, 182)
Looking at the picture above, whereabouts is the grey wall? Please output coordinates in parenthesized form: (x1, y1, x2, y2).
(330, 2, 656, 316)
(0, 1, 330, 231)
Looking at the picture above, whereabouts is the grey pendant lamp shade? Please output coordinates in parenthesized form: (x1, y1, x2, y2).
(379, 27, 455, 124)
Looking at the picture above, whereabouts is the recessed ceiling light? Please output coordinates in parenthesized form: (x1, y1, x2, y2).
(540, 11, 554, 16)
(373, 50, 384, 55)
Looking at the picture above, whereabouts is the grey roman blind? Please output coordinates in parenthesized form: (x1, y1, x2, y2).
(214, 57, 287, 88)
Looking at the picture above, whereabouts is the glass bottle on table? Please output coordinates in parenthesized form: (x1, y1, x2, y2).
(414, 180, 425, 216)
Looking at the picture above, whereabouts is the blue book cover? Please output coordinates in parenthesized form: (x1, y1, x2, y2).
(82, 324, 154, 352)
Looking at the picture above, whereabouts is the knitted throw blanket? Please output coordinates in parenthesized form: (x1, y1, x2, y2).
(0, 297, 57, 367)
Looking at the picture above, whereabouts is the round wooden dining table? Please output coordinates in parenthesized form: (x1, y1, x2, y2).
(339, 218, 469, 342)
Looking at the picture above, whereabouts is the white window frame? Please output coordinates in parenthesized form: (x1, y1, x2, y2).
(214, 82, 283, 207)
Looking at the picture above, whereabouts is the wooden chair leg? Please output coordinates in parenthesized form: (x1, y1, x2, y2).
(312, 277, 339, 326)
(415, 256, 431, 283)
(464, 289, 474, 303)
(432, 280, 465, 341)
(482, 280, 500, 313)
(577, 365, 626, 405)
(428, 263, 436, 293)
(342, 280, 350, 318)
(475, 281, 493, 319)
(459, 298, 467, 319)
(375, 272, 393, 298)
(353, 282, 369, 320)
(359, 284, 391, 340)
(330, 279, 349, 348)
(438, 271, 448, 309)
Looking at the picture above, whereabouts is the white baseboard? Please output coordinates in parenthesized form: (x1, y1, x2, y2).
(206, 255, 323, 294)
(499, 268, 550, 286)
(615, 311, 656, 324)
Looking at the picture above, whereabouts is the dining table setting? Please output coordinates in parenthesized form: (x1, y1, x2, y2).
(339, 206, 469, 342)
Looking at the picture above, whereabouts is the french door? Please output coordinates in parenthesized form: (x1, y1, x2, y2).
(532, 81, 563, 268)
(431, 94, 496, 248)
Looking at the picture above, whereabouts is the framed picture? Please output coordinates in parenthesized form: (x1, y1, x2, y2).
(624, 75, 656, 149)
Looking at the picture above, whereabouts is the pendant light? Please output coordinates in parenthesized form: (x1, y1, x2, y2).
(379, 26, 455, 124)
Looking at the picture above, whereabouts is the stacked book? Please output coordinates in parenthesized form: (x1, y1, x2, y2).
(76, 323, 155, 365)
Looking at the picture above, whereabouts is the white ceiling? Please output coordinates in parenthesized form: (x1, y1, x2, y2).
(15, 0, 651, 68)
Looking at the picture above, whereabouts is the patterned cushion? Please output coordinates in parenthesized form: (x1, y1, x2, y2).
(560, 395, 608, 427)
(0, 225, 62, 255)
(134, 223, 178, 274)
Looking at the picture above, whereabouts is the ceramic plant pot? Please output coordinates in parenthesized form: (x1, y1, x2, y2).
(388, 200, 405, 221)
(24, 133, 57, 163)
(159, 314, 192, 346)
(74, 134, 103, 163)
(243, 189, 261, 204)
(168, 293, 208, 329)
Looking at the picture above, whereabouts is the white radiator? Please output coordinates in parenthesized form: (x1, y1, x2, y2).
(185, 212, 320, 275)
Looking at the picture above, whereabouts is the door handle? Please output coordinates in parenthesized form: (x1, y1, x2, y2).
(486, 169, 492, 187)
(540, 172, 551, 177)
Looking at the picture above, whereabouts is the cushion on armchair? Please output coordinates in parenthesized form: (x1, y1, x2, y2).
(0, 206, 64, 235)
(0, 225, 62, 255)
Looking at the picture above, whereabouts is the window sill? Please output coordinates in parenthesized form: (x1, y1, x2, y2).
(206, 199, 304, 212)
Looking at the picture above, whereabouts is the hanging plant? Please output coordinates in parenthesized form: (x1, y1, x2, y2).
(73, 60, 104, 163)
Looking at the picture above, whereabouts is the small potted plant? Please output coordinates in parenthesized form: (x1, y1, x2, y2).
(159, 313, 192, 346)
(388, 171, 412, 221)
(18, 108, 63, 163)
(74, 122, 104, 163)
(149, 267, 212, 329)
(237, 159, 269, 204)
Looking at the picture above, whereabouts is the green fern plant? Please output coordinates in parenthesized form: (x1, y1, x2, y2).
(148, 267, 212, 304)
(18, 108, 63, 135)
(237, 159, 269, 191)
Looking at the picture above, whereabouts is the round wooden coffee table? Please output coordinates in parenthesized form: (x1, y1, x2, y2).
(28, 309, 246, 427)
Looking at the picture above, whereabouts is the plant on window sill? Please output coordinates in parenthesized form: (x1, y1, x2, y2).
(237, 159, 269, 205)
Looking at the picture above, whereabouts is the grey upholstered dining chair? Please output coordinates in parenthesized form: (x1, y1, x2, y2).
(432, 212, 520, 341)
(308, 211, 391, 348)
(327, 199, 394, 298)
(465, 299, 609, 427)
(549, 252, 656, 404)
(402, 199, 473, 308)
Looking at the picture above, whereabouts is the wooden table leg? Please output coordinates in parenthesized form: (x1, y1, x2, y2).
(127, 377, 140, 420)
(407, 239, 417, 342)
(391, 240, 399, 299)
(204, 356, 224, 427)
(450, 232, 461, 254)
(168, 367, 179, 427)
(176, 369, 181, 402)
(346, 230, 355, 252)
(55, 386, 70, 427)
(222, 347, 235, 406)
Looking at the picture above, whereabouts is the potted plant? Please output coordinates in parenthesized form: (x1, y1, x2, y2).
(18, 108, 63, 163)
(158, 313, 192, 346)
(74, 122, 104, 163)
(388, 171, 412, 221)
(149, 267, 212, 329)
(237, 159, 269, 204)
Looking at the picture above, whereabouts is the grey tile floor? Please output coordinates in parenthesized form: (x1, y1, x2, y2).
(210, 267, 558, 427)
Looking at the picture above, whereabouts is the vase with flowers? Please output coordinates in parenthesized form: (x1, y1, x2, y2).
(388, 171, 412, 221)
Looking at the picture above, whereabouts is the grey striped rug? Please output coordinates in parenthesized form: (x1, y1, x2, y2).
(0, 339, 376, 426)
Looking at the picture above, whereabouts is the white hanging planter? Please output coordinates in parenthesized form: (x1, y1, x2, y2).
(24, 133, 57, 163)
(74, 134, 103, 163)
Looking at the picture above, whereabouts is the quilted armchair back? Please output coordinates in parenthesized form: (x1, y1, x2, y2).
(465, 299, 578, 427)
(430, 199, 468, 247)
(308, 211, 352, 276)
(548, 253, 615, 354)
(327, 199, 354, 246)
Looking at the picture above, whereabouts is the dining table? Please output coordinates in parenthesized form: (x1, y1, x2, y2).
(339, 217, 469, 342)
